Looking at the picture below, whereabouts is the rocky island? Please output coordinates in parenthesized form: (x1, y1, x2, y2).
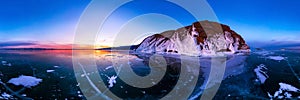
(135, 20, 250, 56)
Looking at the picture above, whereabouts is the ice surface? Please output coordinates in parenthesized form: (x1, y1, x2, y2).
(8, 75, 42, 88)
(268, 56, 286, 61)
(254, 64, 268, 84)
(46, 70, 55, 73)
(190, 55, 248, 99)
(108, 75, 117, 88)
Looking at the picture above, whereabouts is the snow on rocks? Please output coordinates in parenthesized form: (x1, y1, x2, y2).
(254, 64, 269, 84)
(107, 75, 117, 88)
(8, 75, 42, 88)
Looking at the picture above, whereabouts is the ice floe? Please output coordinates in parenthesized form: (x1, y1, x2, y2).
(254, 64, 268, 84)
(8, 75, 42, 88)
(108, 75, 117, 88)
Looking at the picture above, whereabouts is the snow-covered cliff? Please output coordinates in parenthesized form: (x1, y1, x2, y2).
(135, 20, 250, 56)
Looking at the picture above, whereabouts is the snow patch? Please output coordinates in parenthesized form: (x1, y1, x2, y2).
(1, 61, 12, 66)
(46, 70, 55, 73)
(0, 92, 12, 99)
(53, 66, 59, 68)
(268, 82, 300, 99)
(8, 75, 42, 88)
(21, 94, 27, 97)
(107, 75, 117, 88)
(105, 66, 113, 70)
(278, 83, 299, 92)
(268, 56, 286, 61)
(135, 58, 143, 61)
(1, 61, 7, 64)
(254, 64, 268, 84)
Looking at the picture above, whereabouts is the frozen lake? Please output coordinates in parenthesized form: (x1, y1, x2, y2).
(0, 50, 299, 99)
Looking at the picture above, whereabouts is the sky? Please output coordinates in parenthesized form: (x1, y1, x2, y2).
(0, 0, 299, 48)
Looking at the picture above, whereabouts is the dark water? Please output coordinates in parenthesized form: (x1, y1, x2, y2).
(0, 50, 299, 99)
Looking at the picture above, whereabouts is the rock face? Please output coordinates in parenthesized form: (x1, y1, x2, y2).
(135, 20, 250, 56)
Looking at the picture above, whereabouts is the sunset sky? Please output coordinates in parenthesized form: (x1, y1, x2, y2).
(0, 0, 299, 48)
